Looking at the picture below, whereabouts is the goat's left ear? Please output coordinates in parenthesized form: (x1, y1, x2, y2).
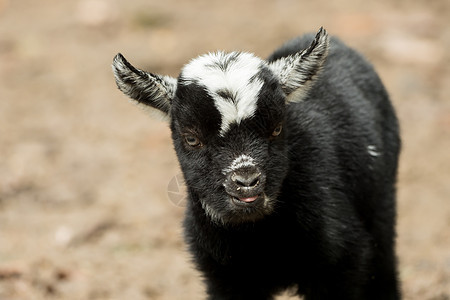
(112, 53, 177, 121)
(268, 27, 329, 103)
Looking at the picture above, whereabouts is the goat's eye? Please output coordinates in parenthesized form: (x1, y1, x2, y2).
(271, 124, 283, 137)
(184, 134, 202, 148)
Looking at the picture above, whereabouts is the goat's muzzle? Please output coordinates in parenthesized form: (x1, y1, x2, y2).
(223, 166, 266, 204)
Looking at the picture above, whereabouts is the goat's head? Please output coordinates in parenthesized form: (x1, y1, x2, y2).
(112, 28, 329, 224)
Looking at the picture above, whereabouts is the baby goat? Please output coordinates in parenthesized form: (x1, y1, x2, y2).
(112, 28, 401, 299)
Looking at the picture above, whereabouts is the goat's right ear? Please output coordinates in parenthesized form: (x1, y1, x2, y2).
(112, 53, 177, 121)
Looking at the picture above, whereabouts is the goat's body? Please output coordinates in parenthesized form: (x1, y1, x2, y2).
(113, 29, 400, 300)
(183, 34, 400, 299)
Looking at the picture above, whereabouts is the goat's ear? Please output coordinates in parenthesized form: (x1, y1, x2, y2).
(112, 53, 177, 121)
(268, 27, 329, 103)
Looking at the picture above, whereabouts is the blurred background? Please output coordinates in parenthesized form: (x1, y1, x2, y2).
(0, 0, 449, 299)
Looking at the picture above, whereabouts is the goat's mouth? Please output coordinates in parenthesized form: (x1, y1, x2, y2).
(230, 194, 263, 206)
(202, 193, 274, 224)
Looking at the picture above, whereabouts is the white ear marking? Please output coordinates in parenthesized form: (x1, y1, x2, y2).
(112, 53, 177, 121)
(268, 27, 329, 103)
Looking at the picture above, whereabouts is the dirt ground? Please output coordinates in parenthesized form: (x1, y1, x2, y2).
(0, 0, 449, 299)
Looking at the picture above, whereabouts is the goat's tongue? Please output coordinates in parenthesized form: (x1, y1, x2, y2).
(239, 196, 258, 203)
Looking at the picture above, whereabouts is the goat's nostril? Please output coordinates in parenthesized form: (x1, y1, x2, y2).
(231, 172, 261, 188)
(249, 177, 259, 187)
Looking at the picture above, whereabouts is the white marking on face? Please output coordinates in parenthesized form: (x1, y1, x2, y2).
(222, 154, 256, 175)
(201, 200, 225, 225)
(181, 52, 265, 136)
(367, 145, 381, 157)
(262, 194, 273, 210)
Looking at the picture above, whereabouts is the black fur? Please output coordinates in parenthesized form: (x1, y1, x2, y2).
(113, 30, 401, 299)
(180, 36, 400, 299)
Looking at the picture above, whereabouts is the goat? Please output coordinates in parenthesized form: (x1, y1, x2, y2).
(112, 27, 401, 299)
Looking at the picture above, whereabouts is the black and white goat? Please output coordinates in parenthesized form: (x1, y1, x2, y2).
(112, 28, 401, 299)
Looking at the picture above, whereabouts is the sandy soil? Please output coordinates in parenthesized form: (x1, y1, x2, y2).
(0, 0, 449, 299)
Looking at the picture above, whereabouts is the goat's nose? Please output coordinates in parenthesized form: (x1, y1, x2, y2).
(224, 166, 265, 199)
(231, 171, 261, 188)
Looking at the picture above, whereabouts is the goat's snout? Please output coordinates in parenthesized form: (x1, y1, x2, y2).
(231, 171, 261, 188)
(224, 167, 265, 202)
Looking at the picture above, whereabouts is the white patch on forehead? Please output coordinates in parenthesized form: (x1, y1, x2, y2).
(222, 154, 256, 175)
(181, 52, 265, 136)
